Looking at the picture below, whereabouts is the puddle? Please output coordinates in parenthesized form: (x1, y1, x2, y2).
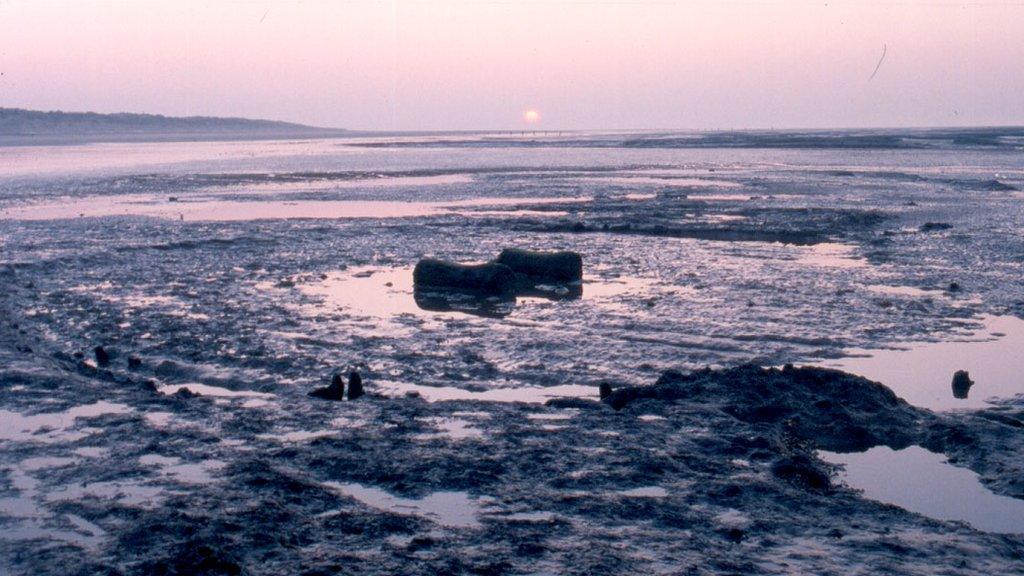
(526, 412, 576, 421)
(0, 515, 107, 550)
(796, 243, 866, 269)
(619, 486, 668, 498)
(865, 285, 936, 297)
(580, 176, 741, 188)
(376, 379, 597, 404)
(489, 511, 557, 523)
(302, 266, 426, 318)
(301, 265, 663, 321)
(7, 194, 587, 222)
(637, 414, 666, 421)
(456, 209, 572, 218)
(0, 401, 132, 443)
(155, 382, 274, 399)
(325, 482, 480, 528)
(260, 430, 339, 443)
(217, 173, 475, 193)
(144, 411, 174, 428)
(685, 193, 755, 201)
(414, 417, 484, 440)
(827, 315, 1024, 410)
(139, 455, 226, 484)
(820, 446, 1024, 534)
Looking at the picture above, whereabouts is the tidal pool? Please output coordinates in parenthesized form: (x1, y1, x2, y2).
(821, 446, 1024, 534)
(7, 194, 587, 222)
(0, 401, 132, 443)
(827, 315, 1024, 410)
(301, 265, 664, 321)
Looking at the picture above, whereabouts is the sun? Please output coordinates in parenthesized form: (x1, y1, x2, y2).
(523, 109, 540, 124)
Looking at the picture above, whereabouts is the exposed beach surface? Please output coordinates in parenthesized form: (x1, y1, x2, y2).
(2, 128, 1024, 574)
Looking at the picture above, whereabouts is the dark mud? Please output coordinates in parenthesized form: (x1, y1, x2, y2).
(2, 133, 1024, 574)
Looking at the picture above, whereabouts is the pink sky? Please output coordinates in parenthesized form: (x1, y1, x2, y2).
(2, 1, 1023, 130)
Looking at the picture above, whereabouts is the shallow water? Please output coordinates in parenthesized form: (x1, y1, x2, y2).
(821, 446, 1024, 534)
(300, 264, 661, 323)
(0, 401, 132, 443)
(827, 315, 1024, 410)
(325, 482, 480, 528)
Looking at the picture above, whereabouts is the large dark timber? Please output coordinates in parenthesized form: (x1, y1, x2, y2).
(2, 126, 1024, 575)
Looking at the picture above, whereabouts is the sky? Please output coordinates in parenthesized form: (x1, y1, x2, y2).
(1, 0, 1023, 131)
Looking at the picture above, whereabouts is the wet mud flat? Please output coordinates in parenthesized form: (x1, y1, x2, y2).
(2, 135, 1024, 574)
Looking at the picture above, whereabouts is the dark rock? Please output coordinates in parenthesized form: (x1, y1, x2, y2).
(919, 222, 953, 232)
(545, 397, 602, 409)
(605, 365, 918, 452)
(309, 373, 345, 401)
(174, 387, 199, 399)
(495, 248, 583, 282)
(599, 382, 613, 399)
(347, 370, 364, 400)
(413, 259, 517, 296)
(149, 542, 242, 576)
(952, 370, 974, 399)
(722, 528, 745, 543)
(94, 346, 110, 366)
(948, 281, 961, 292)
(771, 454, 830, 490)
(128, 356, 143, 370)
(413, 290, 515, 319)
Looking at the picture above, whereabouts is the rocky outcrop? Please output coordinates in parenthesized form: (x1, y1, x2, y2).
(604, 365, 920, 452)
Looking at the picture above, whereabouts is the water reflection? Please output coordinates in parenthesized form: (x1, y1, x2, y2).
(324, 482, 480, 528)
(951, 370, 974, 399)
(820, 446, 1024, 534)
(412, 289, 517, 319)
(303, 265, 633, 321)
(827, 315, 1024, 410)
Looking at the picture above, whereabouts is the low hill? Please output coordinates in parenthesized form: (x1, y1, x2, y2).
(0, 108, 349, 145)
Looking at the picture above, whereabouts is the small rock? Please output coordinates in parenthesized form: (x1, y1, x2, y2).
(948, 281, 961, 292)
(309, 373, 345, 401)
(128, 356, 142, 370)
(919, 222, 953, 232)
(94, 346, 111, 366)
(174, 387, 199, 399)
(722, 528, 745, 543)
(951, 370, 974, 399)
(599, 382, 613, 399)
(347, 371, 364, 400)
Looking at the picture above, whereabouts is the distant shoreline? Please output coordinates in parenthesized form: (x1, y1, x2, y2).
(0, 130, 355, 147)
(0, 107, 353, 147)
